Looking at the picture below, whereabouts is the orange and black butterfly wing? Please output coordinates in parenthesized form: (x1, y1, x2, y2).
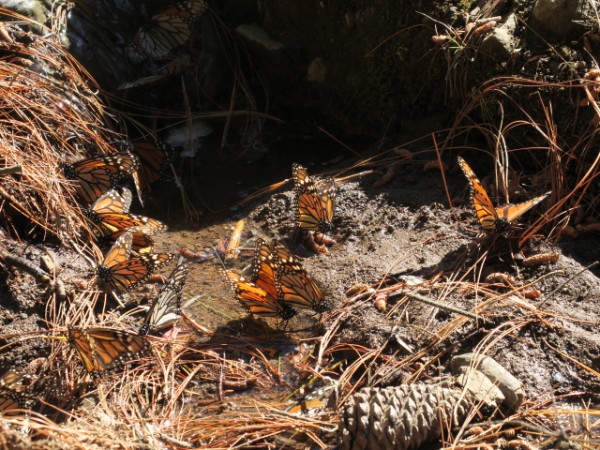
(102, 214, 165, 253)
(292, 163, 335, 233)
(66, 328, 97, 373)
(61, 152, 139, 204)
(457, 157, 501, 232)
(84, 203, 166, 252)
(91, 212, 167, 238)
(129, 22, 189, 61)
(68, 327, 151, 374)
(0, 371, 31, 415)
(88, 329, 150, 371)
(140, 259, 190, 335)
(84, 189, 133, 234)
(98, 233, 172, 292)
(496, 191, 551, 224)
(128, 227, 155, 253)
(273, 243, 328, 313)
(101, 232, 133, 266)
(97, 232, 133, 291)
(90, 188, 133, 215)
(251, 238, 282, 301)
(224, 270, 296, 320)
(318, 176, 336, 223)
(127, 0, 206, 62)
(150, 0, 207, 33)
(131, 140, 174, 193)
(0, 389, 26, 415)
(105, 253, 173, 293)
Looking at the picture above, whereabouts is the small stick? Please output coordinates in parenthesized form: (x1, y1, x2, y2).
(539, 261, 598, 306)
(387, 288, 486, 322)
(156, 434, 193, 449)
(1, 252, 50, 282)
(0, 252, 69, 300)
(0, 165, 22, 176)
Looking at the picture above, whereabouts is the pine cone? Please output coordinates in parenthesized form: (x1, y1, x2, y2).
(340, 380, 471, 450)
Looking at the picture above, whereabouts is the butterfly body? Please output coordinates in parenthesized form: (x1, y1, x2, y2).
(292, 163, 336, 234)
(457, 157, 550, 233)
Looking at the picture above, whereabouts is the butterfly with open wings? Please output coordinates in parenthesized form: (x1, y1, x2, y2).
(97, 232, 172, 293)
(457, 157, 551, 233)
(65, 327, 152, 374)
(60, 152, 139, 205)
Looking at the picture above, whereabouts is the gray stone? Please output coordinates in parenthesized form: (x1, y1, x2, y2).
(531, 0, 593, 36)
(307, 57, 328, 83)
(480, 14, 518, 61)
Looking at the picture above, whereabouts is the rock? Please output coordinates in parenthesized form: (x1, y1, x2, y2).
(235, 23, 285, 51)
(451, 352, 525, 411)
(531, 0, 593, 37)
(480, 14, 518, 61)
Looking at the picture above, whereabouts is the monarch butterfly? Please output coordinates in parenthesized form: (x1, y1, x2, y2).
(131, 140, 174, 194)
(127, 0, 207, 62)
(223, 270, 296, 320)
(84, 189, 166, 252)
(60, 152, 139, 205)
(140, 259, 190, 335)
(457, 157, 551, 233)
(66, 327, 152, 374)
(269, 241, 329, 313)
(97, 232, 173, 293)
(292, 163, 336, 234)
(0, 371, 31, 415)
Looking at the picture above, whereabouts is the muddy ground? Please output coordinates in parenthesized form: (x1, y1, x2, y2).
(1, 152, 598, 447)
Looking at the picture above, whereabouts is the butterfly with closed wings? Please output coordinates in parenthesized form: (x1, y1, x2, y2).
(292, 163, 336, 234)
(131, 139, 174, 195)
(127, 0, 207, 62)
(97, 232, 172, 293)
(457, 157, 551, 233)
(84, 188, 166, 252)
(269, 241, 330, 313)
(139, 258, 190, 335)
(60, 152, 139, 205)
